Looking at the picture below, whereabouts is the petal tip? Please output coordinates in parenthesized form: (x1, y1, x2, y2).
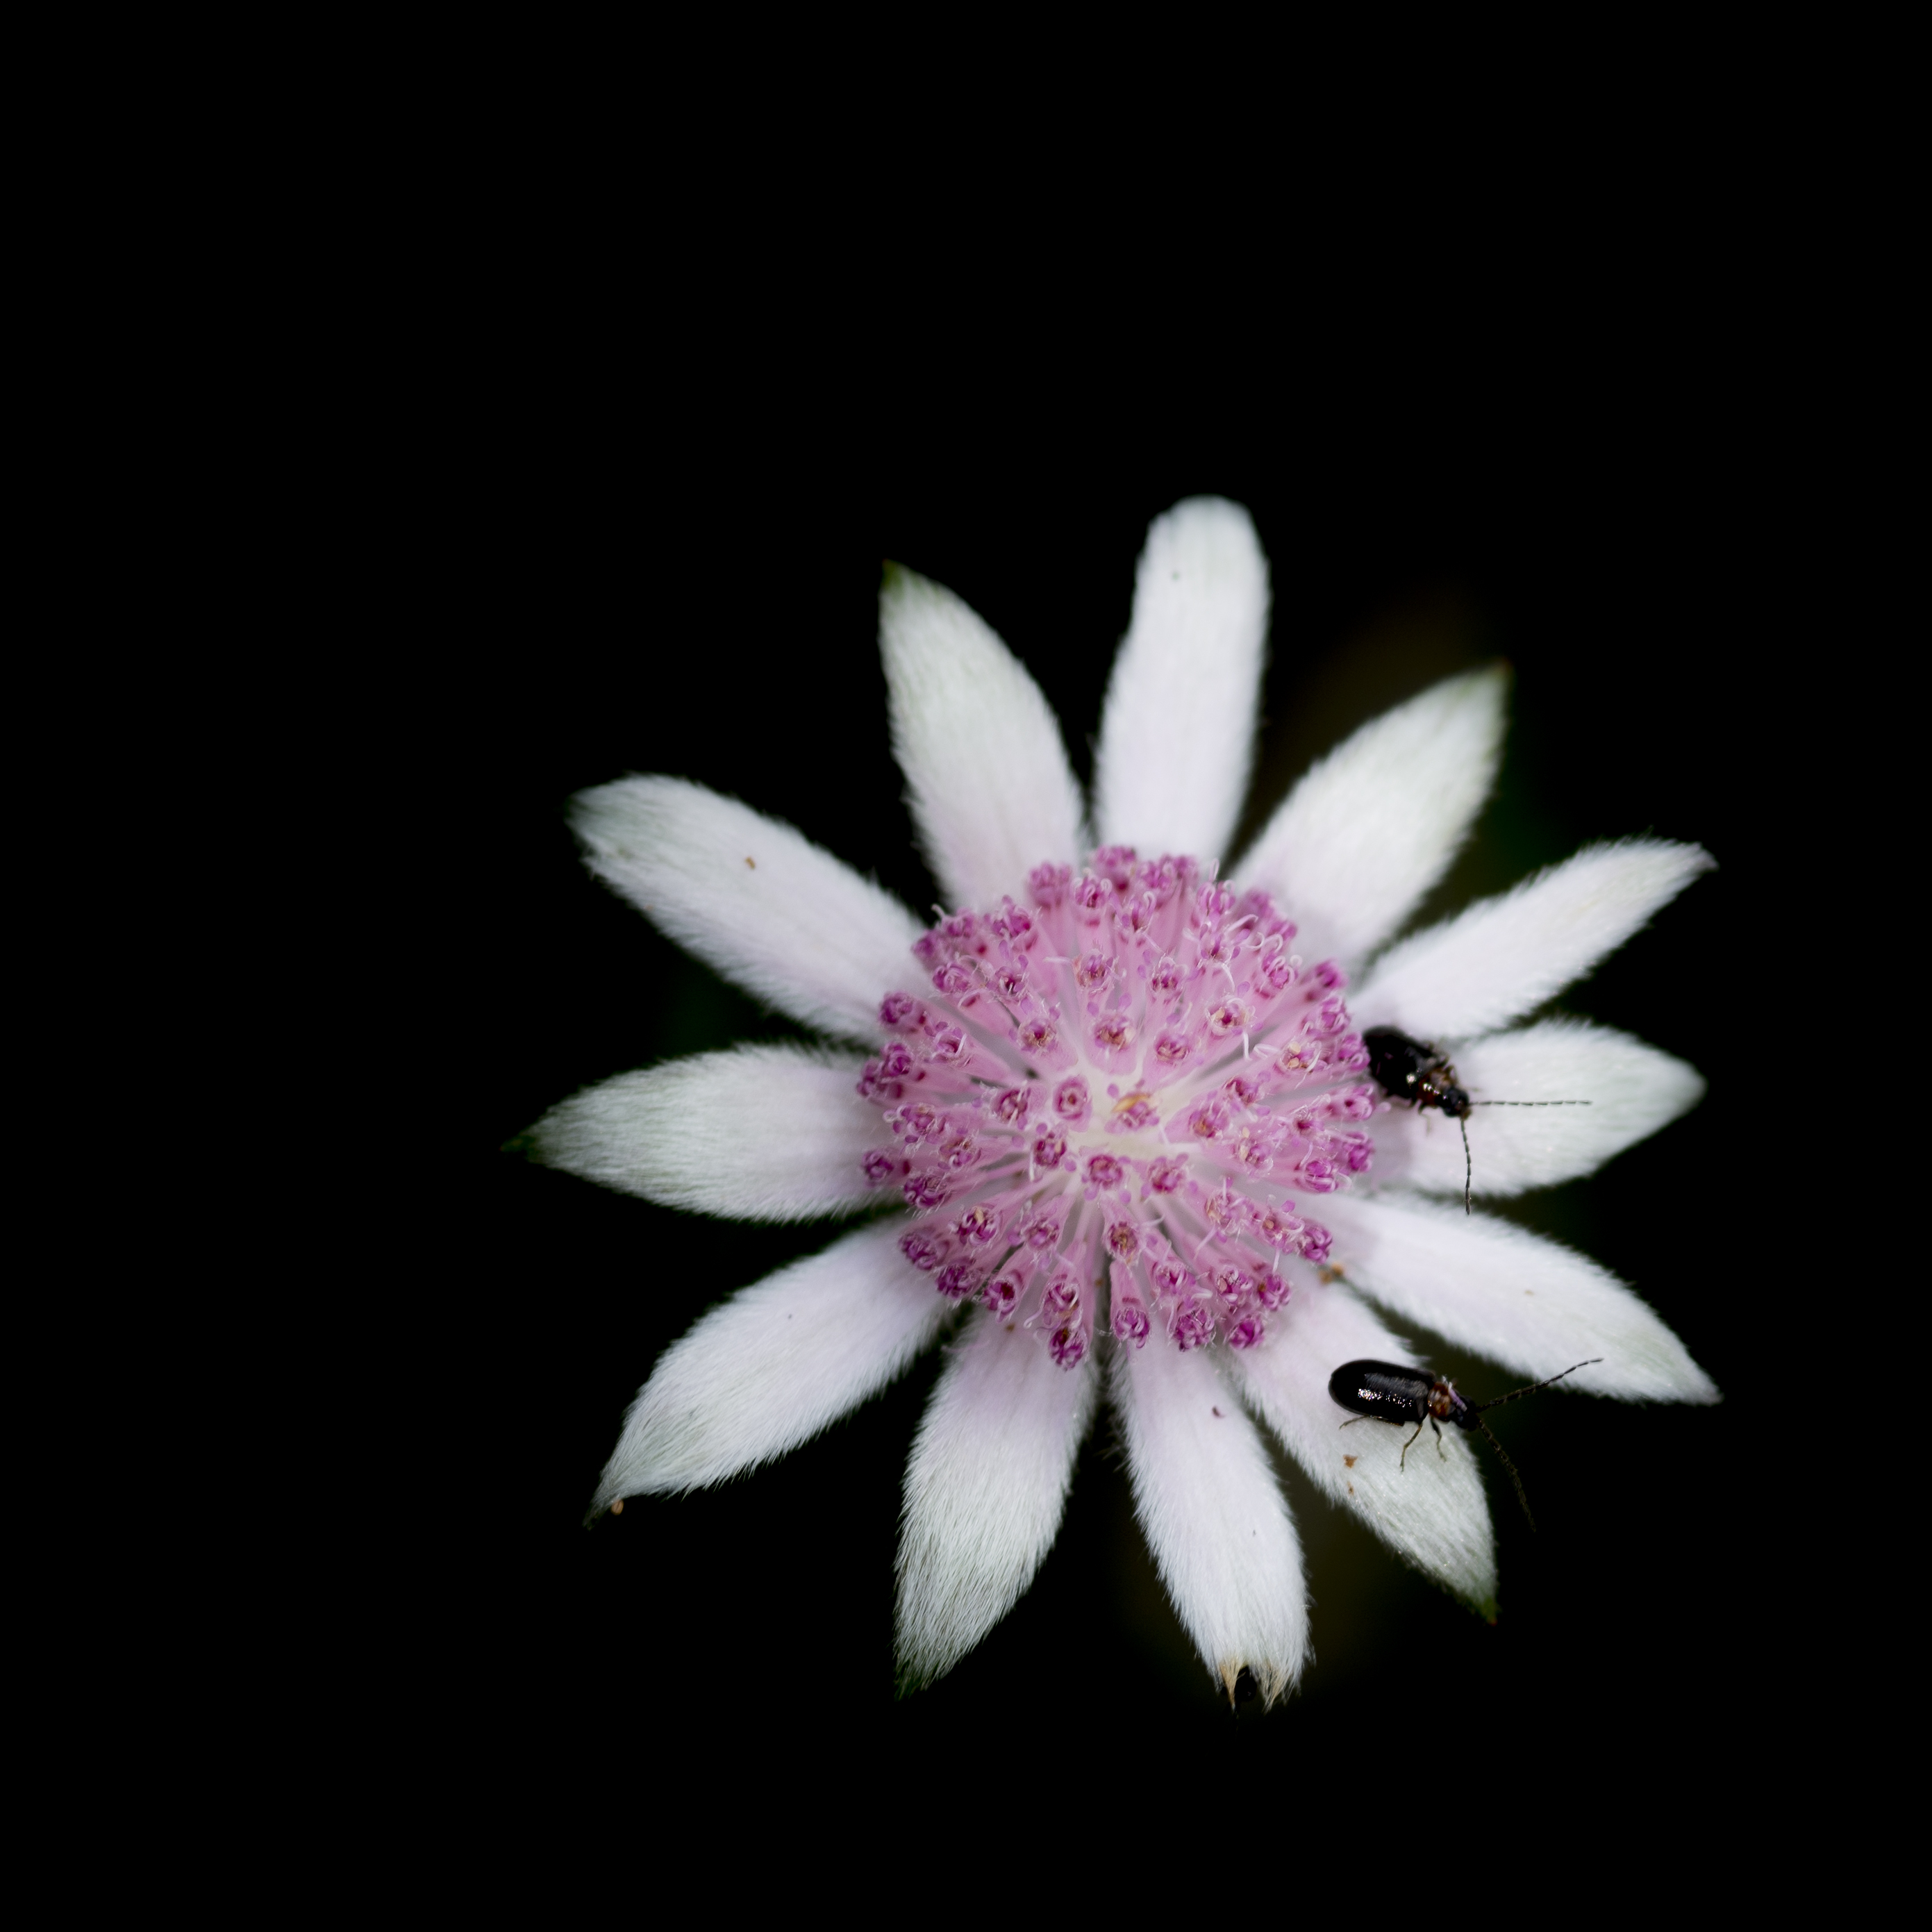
(877, 558, 931, 613)
(892, 1653, 940, 1699)
(1610, 833, 1717, 882)
(1220, 1658, 1293, 1711)
(1162, 493, 1261, 545)
(1678, 1367, 1722, 1406)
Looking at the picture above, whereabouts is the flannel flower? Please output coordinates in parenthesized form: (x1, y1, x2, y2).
(533, 499, 1715, 1706)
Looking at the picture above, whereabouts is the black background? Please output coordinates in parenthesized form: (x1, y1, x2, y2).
(451, 401, 1767, 1799)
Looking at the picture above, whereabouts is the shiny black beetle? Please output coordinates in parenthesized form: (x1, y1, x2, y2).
(1363, 1026, 1472, 1117)
(1327, 1356, 1601, 1529)
(1363, 1025, 1587, 1215)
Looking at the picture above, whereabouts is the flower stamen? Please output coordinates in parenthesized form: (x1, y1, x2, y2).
(863, 849, 1372, 1365)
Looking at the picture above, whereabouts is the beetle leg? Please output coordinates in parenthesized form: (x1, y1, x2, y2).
(1431, 1416, 1447, 1462)
(1399, 1419, 1424, 1469)
(1338, 1415, 1369, 1431)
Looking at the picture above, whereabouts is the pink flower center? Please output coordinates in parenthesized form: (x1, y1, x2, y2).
(857, 847, 1374, 1365)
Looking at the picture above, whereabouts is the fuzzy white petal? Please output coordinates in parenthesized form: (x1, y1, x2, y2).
(1112, 1335, 1307, 1706)
(1319, 1192, 1717, 1404)
(1372, 1021, 1706, 1199)
(1352, 838, 1712, 1040)
(1225, 1285, 1496, 1610)
(1093, 499, 1270, 863)
(879, 567, 1086, 910)
(531, 1044, 881, 1221)
(894, 1308, 1099, 1687)
(572, 776, 924, 1043)
(588, 1220, 950, 1508)
(1235, 669, 1507, 965)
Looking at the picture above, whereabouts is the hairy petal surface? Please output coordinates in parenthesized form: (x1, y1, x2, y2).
(587, 1220, 951, 1510)
(531, 1044, 878, 1220)
(895, 1308, 1099, 1689)
(880, 565, 1085, 910)
(1236, 669, 1506, 967)
(1226, 1285, 1496, 1611)
(1094, 498, 1269, 863)
(1374, 1021, 1706, 1199)
(1353, 839, 1713, 1040)
(1112, 1334, 1307, 1707)
(573, 776, 924, 1043)
(1321, 1192, 1717, 1404)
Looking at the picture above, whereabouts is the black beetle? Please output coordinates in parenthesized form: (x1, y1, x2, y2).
(1363, 1026, 1472, 1117)
(1362, 1025, 1588, 1215)
(1326, 1356, 1602, 1529)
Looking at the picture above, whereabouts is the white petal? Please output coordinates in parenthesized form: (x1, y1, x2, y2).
(1111, 1336, 1307, 1706)
(1319, 1191, 1717, 1404)
(878, 566, 1086, 910)
(531, 1044, 882, 1221)
(588, 1219, 950, 1508)
(1093, 498, 1270, 863)
(1225, 1285, 1496, 1610)
(894, 1308, 1099, 1688)
(572, 776, 924, 1042)
(1352, 839, 1712, 1040)
(1372, 1021, 1706, 1199)
(1234, 669, 1507, 966)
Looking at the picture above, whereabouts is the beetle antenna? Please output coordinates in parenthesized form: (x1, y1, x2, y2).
(1473, 1358, 1603, 1410)
(1465, 1101, 1589, 1212)
(1475, 1415, 1536, 1531)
